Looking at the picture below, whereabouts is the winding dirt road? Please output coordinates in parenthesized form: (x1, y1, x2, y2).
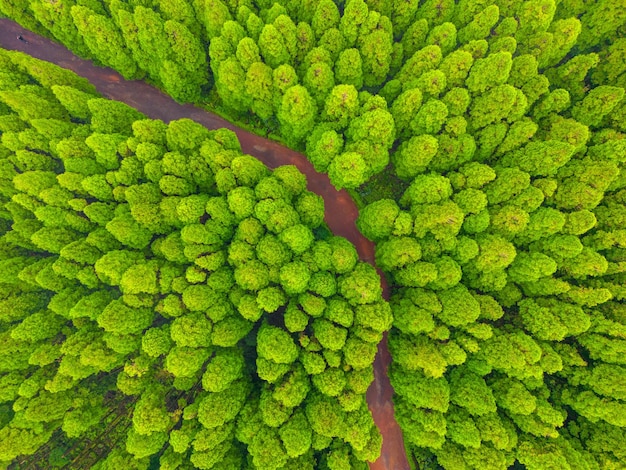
(0, 19, 410, 470)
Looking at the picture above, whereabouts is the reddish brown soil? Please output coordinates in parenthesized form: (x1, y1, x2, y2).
(0, 19, 411, 470)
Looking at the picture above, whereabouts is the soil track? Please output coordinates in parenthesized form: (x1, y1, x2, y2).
(0, 19, 410, 470)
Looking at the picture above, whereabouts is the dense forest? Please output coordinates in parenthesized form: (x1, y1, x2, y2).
(0, 50, 390, 469)
(1, 0, 626, 469)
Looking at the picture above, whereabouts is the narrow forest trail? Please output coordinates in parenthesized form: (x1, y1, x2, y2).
(0, 19, 411, 470)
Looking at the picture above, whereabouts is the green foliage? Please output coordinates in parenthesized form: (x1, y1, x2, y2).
(4, 0, 626, 468)
(0, 54, 389, 469)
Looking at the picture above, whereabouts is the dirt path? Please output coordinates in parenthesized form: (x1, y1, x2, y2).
(0, 19, 410, 470)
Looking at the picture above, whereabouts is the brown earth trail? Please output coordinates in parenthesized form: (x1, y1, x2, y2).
(0, 19, 411, 470)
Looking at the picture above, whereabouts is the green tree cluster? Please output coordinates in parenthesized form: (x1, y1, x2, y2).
(351, 0, 626, 468)
(3, 0, 626, 468)
(208, 0, 397, 188)
(2, 0, 626, 196)
(0, 49, 390, 469)
(0, 0, 400, 189)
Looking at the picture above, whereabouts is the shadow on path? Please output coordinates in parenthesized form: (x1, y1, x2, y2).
(0, 19, 411, 470)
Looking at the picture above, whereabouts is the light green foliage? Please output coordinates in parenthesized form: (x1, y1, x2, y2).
(133, 391, 171, 435)
(0, 56, 389, 469)
(376, 236, 422, 272)
(279, 224, 314, 254)
(71, 6, 138, 80)
(328, 151, 367, 190)
(4, 2, 626, 469)
(165, 346, 210, 378)
(279, 261, 311, 295)
(339, 263, 382, 306)
(351, 5, 626, 457)
(436, 285, 481, 327)
(572, 86, 625, 128)
(97, 299, 153, 335)
(198, 380, 249, 429)
(202, 348, 245, 393)
(335, 48, 364, 89)
(141, 326, 172, 357)
(393, 135, 439, 180)
(170, 313, 212, 347)
(357, 199, 400, 241)
(257, 324, 298, 364)
(466, 52, 513, 94)
(277, 85, 318, 147)
(279, 411, 312, 457)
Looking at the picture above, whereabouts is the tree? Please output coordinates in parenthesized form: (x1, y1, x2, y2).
(248, 425, 289, 469)
(306, 125, 344, 172)
(97, 299, 154, 334)
(133, 390, 171, 435)
(0, 53, 392, 468)
(359, 26, 394, 87)
(546, 53, 600, 102)
(164, 20, 208, 98)
(204, 0, 232, 39)
(469, 85, 526, 130)
(457, 4, 499, 43)
(215, 57, 250, 115)
(338, 263, 382, 306)
(571, 86, 625, 128)
(303, 61, 335, 108)
(393, 135, 439, 179)
(280, 261, 311, 294)
(170, 312, 212, 347)
(70, 6, 138, 79)
(434, 285, 481, 327)
(295, 192, 324, 228)
(257, 323, 299, 365)
(357, 199, 400, 241)
(277, 85, 318, 146)
(88, 98, 144, 135)
(142, 326, 172, 357)
(592, 38, 626, 89)
(347, 107, 395, 152)
(47, 85, 94, 122)
(305, 393, 347, 438)
(335, 49, 364, 89)
(576, 0, 626, 50)
(327, 152, 368, 190)
(0, 89, 68, 122)
(376, 236, 422, 272)
(279, 411, 312, 457)
(339, 0, 369, 47)
(323, 85, 359, 129)
(259, 24, 291, 69)
(165, 346, 210, 377)
(245, 62, 274, 121)
(236, 37, 261, 71)
(202, 348, 245, 392)
(119, 261, 160, 295)
(105, 212, 154, 249)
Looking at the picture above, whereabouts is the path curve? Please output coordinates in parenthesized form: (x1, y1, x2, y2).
(0, 19, 410, 470)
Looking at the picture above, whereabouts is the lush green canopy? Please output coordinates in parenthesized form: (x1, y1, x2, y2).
(0, 49, 388, 469)
(2, 0, 626, 468)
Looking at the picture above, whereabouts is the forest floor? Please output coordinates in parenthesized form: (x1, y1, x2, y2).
(0, 19, 411, 470)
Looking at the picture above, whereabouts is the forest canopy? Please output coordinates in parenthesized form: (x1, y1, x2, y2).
(1, 0, 626, 468)
(0, 49, 390, 469)
(2, 0, 624, 192)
